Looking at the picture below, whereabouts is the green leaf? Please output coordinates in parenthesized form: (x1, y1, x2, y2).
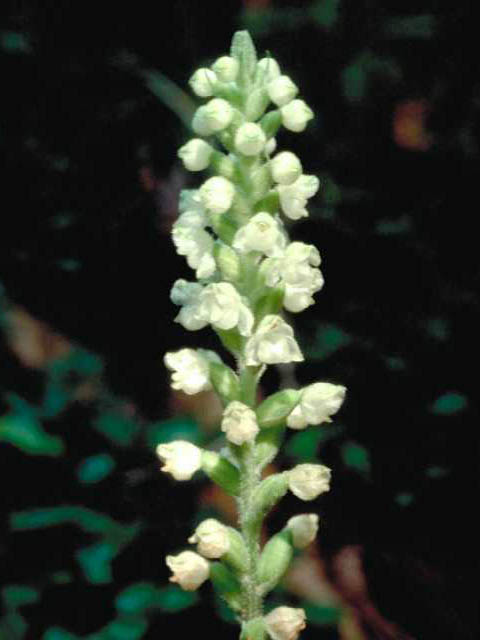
(309, 0, 341, 30)
(93, 411, 140, 446)
(286, 426, 342, 462)
(43, 628, 79, 640)
(341, 441, 371, 476)
(430, 392, 468, 415)
(303, 602, 342, 626)
(2, 585, 40, 608)
(0, 611, 28, 638)
(425, 466, 450, 479)
(342, 51, 402, 103)
(115, 583, 158, 615)
(0, 31, 32, 54)
(76, 542, 116, 584)
(375, 215, 412, 236)
(146, 416, 201, 449)
(155, 586, 198, 613)
(76, 454, 116, 485)
(395, 492, 414, 507)
(305, 323, 352, 360)
(0, 414, 65, 457)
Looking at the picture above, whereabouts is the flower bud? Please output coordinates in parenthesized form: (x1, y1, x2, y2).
(286, 514, 319, 549)
(288, 464, 331, 501)
(234, 122, 267, 156)
(257, 57, 281, 81)
(267, 75, 299, 107)
(258, 530, 294, 593)
(189, 68, 217, 97)
(270, 151, 303, 185)
(164, 348, 220, 395)
(156, 440, 202, 481)
(199, 176, 235, 214)
(264, 607, 306, 640)
(212, 56, 239, 82)
(287, 383, 346, 429)
(166, 550, 209, 591)
(280, 99, 314, 132)
(245, 315, 303, 366)
(192, 106, 215, 137)
(203, 98, 234, 132)
(265, 137, 277, 155)
(178, 139, 213, 171)
(188, 518, 230, 559)
(221, 400, 259, 446)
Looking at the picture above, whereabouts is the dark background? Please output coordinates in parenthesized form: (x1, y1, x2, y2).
(0, 1, 478, 638)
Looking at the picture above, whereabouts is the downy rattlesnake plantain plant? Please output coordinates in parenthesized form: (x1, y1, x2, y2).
(157, 31, 346, 640)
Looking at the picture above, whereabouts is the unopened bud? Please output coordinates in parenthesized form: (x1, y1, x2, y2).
(188, 519, 230, 559)
(199, 176, 235, 214)
(280, 99, 314, 132)
(212, 56, 239, 82)
(178, 139, 213, 171)
(267, 75, 298, 107)
(235, 122, 267, 156)
(257, 57, 281, 81)
(189, 68, 217, 97)
(214, 243, 241, 281)
(203, 98, 234, 132)
(270, 151, 303, 185)
(286, 514, 319, 549)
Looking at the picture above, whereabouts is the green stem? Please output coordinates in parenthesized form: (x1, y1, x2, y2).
(237, 370, 265, 631)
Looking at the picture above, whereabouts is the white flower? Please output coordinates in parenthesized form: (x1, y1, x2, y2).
(245, 315, 303, 366)
(178, 139, 213, 171)
(264, 607, 306, 640)
(277, 175, 320, 220)
(188, 519, 230, 559)
(203, 98, 234, 132)
(267, 75, 299, 107)
(211, 56, 239, 82)
(232, 212, 286, 257)
(280, 99, 314, 132)
(199, 176, 235, 214)
(199, 283, 254, 336)
(264, 242, 324, 313)
(234, 122, 267, 156)
(286, 514, 319, 549)
(265, 137, 277, 156)
(221, 401, 259, 445)
(270, 151, 303, 185)
(287, 383, 346, 429)
(189, 68, 217, 97)
(156, 440, 203, 481)
(171, 279, 208, 331)
(288, 464, 331, 501)
(172, 225, 215, 279)
(166, 550, 209, 591)
(257, 57, 281, 81)
(164, 348, 219, 395)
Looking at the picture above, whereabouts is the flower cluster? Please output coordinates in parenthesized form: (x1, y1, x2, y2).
(158, 31, 347, 640)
